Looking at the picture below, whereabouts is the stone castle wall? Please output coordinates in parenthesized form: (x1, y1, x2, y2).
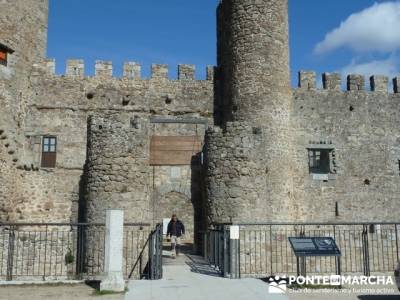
(0, 0, 48, 132)
(292, 72, 400, 222)
(1, 0, 400, 237)
(205, 70, 400, 224)
(0, 0, 50, 222)
(0, 61, 214, 224)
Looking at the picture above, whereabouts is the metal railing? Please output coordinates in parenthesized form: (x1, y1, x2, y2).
(127, 223, 162, 280)
(0, 222, 151, 281)
(204, 222, 400, 278)
(148, 223, 163, 280)
(203, 225, 231, 277)
(124, 224, 152, 279)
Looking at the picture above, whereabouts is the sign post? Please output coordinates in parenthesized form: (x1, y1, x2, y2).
(230, 225, 240, 279)
(289, 237, 341, 277)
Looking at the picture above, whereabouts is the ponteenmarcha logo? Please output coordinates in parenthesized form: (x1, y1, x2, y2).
(267, 276, 288, 294)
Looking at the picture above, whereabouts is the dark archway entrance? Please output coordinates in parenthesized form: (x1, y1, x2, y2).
(156, 191, 195, 244)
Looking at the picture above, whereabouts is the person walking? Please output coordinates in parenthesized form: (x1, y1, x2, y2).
(167, 214, 185, 258)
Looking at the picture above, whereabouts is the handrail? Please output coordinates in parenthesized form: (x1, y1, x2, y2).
(0, 222, 151, 226)
(128, 234, 151, 279)
(210, 221, 400, 226)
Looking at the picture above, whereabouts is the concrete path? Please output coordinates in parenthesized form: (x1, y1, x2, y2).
(125, 250, 288, 300)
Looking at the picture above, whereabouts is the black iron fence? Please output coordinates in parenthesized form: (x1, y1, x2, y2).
(148, 223, 163, 280)
(128, 223, 163, 280)
(204, 222, 400, 278)
(0, 222, 152, 281)
(203, 226, 230, 276)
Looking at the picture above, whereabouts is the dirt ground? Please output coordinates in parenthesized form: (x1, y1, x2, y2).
(0, 284, 124, 300)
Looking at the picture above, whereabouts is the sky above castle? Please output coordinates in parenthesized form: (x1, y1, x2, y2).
(48, 0, 400, 85)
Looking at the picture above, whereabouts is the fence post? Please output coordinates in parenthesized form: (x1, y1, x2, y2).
(222, 226, 229, 277)
(395, 224, 399, 264)
(203, 232, 208, 261)
(100, 210, 125, 292)
(6, 226, 15, 281)
(148, 224, 163, 280)
(230, 225, 240, 279)
(362, 225, 370, 277)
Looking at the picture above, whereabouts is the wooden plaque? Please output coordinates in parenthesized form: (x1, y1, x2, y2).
(150, 136, 202, 166)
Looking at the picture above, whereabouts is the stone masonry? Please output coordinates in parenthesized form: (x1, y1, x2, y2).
(0, 0, 400, 256)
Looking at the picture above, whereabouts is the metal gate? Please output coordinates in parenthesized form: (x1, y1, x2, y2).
(203, 225, 234, 277)
(148, 223, 163, 280)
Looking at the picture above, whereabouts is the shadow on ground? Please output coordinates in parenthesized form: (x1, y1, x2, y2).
(185, 256, 221, 277)
(358, 296, 400, 300)
(84, 280, 100, 291)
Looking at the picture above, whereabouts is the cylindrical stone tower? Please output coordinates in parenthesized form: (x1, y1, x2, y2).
(205, 0, 294, 223)
(86, 113, 151, 224)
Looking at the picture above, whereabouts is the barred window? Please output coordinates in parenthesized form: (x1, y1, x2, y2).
(308, 149, 330, 174)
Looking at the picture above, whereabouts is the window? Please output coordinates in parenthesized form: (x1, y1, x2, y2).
(41, 136, 57, 168)
(0, 50, 7, 66)
(0, 43, 14, 67)
(308, 149, 331, 174)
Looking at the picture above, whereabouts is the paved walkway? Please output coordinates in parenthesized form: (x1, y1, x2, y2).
(125, 249, 288, 300)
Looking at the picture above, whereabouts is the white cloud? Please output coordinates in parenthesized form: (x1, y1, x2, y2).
(340, 56, 399, 78)
(315, 2, 400, 55)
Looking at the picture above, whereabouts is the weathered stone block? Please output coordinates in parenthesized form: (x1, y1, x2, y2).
(347, 74, 365, 91)
(206, 65, 215, 81)
(123, 62, 141, 79)
(151, 64, 168, 80)
(178, 64, 195, 80)
(298, 71, 316, 90)
(370, 75, 388, 92)
(95, 60, 113, 78)
(322, 73, 341, 90)
(66, 59, 84, 78)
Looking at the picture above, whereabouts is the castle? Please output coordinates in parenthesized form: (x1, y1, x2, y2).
(1, 0, 400, 251)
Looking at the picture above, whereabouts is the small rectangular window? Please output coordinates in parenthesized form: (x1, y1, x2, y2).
(308, 149, 331, 174)
(0, 50, 7, 66)
(0, 43, 14, 67)
(41, 136, 57, 168)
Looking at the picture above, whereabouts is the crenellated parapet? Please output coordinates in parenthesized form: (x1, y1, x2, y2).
(123, 62, 141, 79)
(34, 58, 215, 82)
(66, 59, 84, 78)
(298, 71, 400, 93)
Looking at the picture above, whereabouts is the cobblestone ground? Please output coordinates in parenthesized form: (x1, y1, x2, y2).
(0, 284, 124, 300)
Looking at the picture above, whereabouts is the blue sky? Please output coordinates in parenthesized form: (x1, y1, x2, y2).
(48, 0, 400, 85)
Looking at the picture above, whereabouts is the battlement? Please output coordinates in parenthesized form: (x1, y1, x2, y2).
(35, 59, 215, 81)
(298, 71, 400, 93)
